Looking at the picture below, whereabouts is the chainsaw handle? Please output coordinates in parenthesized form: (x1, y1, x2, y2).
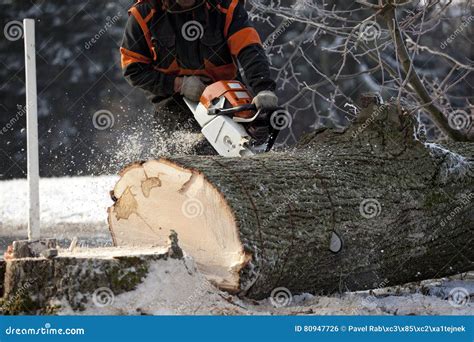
(208, 104, 257, 116)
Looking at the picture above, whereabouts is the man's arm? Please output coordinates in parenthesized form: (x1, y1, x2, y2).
(120, 6, 177, 99)
(224, 1, 276, 94)
(238, 45, 276, 94)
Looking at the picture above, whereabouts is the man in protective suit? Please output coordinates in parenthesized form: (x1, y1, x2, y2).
(120, 0, 277, 153)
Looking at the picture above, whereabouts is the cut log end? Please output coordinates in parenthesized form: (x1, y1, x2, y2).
(108, 159, 251, 293)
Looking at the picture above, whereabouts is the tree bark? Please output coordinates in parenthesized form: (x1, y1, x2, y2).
(108, 102, 474, 299)
(0, 245, 181, 314)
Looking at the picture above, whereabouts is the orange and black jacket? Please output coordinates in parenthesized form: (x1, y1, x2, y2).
(120, 0, 276, 105)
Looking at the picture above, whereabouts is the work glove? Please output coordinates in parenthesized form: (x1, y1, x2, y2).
(252, 90, 278, 110)
(180, 76, 207, 102)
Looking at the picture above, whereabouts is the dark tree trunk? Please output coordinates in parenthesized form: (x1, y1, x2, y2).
(108, 102, 474, 299)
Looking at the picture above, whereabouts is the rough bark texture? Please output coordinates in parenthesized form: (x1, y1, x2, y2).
(109, 102, 474, 299)
(0, 245, 180, 315)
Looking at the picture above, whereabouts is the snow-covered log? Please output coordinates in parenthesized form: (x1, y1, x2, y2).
(108, 101, 474, 299)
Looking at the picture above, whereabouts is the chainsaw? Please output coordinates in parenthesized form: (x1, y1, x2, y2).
(182, 80, 285, 157)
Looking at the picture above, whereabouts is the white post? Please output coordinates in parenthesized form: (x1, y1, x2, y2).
(24, 19, 40, 241)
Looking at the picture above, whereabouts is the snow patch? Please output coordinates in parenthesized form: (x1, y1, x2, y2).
(0, 176, 117, 255)
(56, 249, 473, 316)
(425, 142, 473, 181)
(58, 255, 245, 316)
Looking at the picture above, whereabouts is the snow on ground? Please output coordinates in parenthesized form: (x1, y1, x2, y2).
(58, 251, 244, 316)
(57, 248, 473, 316)
(0, 176, 118, 254)
(1, 176, 473, 315)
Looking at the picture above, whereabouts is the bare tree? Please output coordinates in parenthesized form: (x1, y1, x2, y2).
(248, 0, 473, 143)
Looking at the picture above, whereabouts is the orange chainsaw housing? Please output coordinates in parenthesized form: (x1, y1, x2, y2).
(200, 81, 255, 119)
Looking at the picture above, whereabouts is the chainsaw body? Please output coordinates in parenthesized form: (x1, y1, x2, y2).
(183, 80, 280, 157)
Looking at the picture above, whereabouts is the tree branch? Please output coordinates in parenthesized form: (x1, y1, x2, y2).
(383, 4, 471, 141)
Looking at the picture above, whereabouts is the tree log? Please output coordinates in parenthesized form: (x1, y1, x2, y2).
(108, 102, 474, 299)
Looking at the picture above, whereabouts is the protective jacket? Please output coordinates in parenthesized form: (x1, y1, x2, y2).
(120, 0, 276, 105)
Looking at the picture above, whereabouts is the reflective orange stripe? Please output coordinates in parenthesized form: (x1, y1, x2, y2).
(129, 7, 154, 55)
(155, 58, 237, 82)
(204, 60, 237, 81)
(155, 59, 180, 74)
(217, 4, 228, 13)
(157, 61, 213, 79)
(144, 8, 156, 23)
(227, 27, 262, 56)
(224, 0, 239, 37)
(120, 47, 152, 68)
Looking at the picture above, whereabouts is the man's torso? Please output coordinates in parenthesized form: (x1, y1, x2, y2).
(133, 0, 237, 80)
